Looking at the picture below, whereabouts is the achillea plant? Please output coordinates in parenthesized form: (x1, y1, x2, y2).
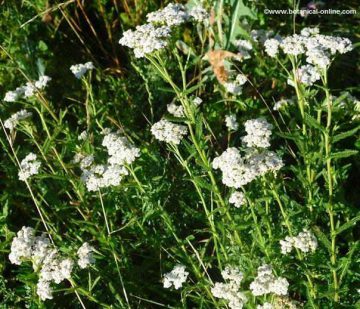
(0, 1, 358, 308)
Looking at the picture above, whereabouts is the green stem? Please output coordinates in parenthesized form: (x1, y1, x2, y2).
(322, 70, 339, 302)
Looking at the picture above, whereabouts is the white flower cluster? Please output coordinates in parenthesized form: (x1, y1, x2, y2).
(296, 64, 321, 86)
(102, 132, 141, 165)
(4, 109, 32, 131)
(18, 153, 41, 181)
(264, 27, 353, 73)
(4, 76, 51, 102)
(70, 62, 94, 79)
(234, 39, 253, 59)
(77, 131, 140, 191)
(163, 264, 189, 289)
(250, 264, 289, 297)
(264, 38, 281, 58)
(8, 227, 71, 300)
(78, 130, 88, 141)
(280, 229, 318, 254)
(119, 4, 208, 58)
(9, 227, 95, 300)
(147, 3, 208, 26)
(229, 191, 246, 208)
(77, 242, 95, 269)
(225, 114, 239, 131)
(273, 98, 293, 111)
(167, 102, 184, 117)
(242, 118, 273, 148)
(193, 96, 203, 106)
(147, 3, 188, 26)
(188, 5, 209, 23)
(213, 148, 283, 188)
(224, 73, 247, 95)
(211, 266, 247, 309)
(250, 29, 277, 44)
(119, 24, 171, 58)
(151, 119, 188, 144)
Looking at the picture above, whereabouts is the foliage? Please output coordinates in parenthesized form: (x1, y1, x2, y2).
(0, 0, 359, 308)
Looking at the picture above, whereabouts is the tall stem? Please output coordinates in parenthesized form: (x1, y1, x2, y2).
(322, 70, 339, 302)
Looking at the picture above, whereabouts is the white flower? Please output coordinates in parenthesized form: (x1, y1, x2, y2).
(78, 130, 88, 141)
(225, 114, 239, 131)
(102, 132, 140, 166)
(77, 242, 95, 269)
(235, 74, 247, 85)
(280, 35, 305, 55)
(147, 3, 188, 26)
(229, 191, 246, 208)
(224, 74, 247, 95)
(189, 5, 209, 23)
(213, 148, 283, 188)
(251, 29, 276, 44)
(4, 76, 51, 102)
(193, 97, 203, 106)
(224, 82, 242, 95)
(81, 164, 128, 191)
(32, 233, 51, 269)
(167, 102, 184, 117)
(9, 226, 75, 301)
(37, 279, 53, 301)
(18, 153, 41, 181)
(272, 278, 290, 296)
(221, 266, 244, 284)
(212, 266, 247, 309)
(305, 48, 330, 69)
(9, 226, 35, 265)
(273, 99, 292, 111)
(235, 40, 252, 59)
(151, 119, 187, 144)
(296, 65, 320, 86)
(40, 250, 74, 284)
(4, 109, 32, 131)
(77, 131, 139, 191)
(250, 264, 289, 296)
(281, 229, 318, 254)
(280, 236, 294, 254)
(242, 118, 273, 148)
(34, 75, 52, 89)
(4, 87, 25, 102)
(119, 24, 171, 58)
(70, 62, 94, 79)
(268, 30, 352, 67)
(24, 75, 52, 97)
(264, 38, 281, 57)
(163, 264, 189, 289)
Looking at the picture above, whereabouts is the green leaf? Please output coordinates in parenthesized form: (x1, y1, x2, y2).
(277, 132, 303, 142)
(335, 215, 360, 235)
(227, 0, 257, 47)
(329, 150, 358, 160)
(313, 226, 332, 252)
(332, 126, 360, 143)
(304, 114, 325, 132)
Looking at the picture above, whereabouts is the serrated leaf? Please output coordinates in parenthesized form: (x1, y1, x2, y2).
(313, 226, 332, 252)
(335, 215, 360, 235)
(304, 114, 325, 132)
(332, 126, 360, 143)
(329, 150, 358, 160)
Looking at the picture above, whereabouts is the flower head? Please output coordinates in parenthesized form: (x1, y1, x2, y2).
(70, 62, 94, 79)
(163, 264, 189, 289)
